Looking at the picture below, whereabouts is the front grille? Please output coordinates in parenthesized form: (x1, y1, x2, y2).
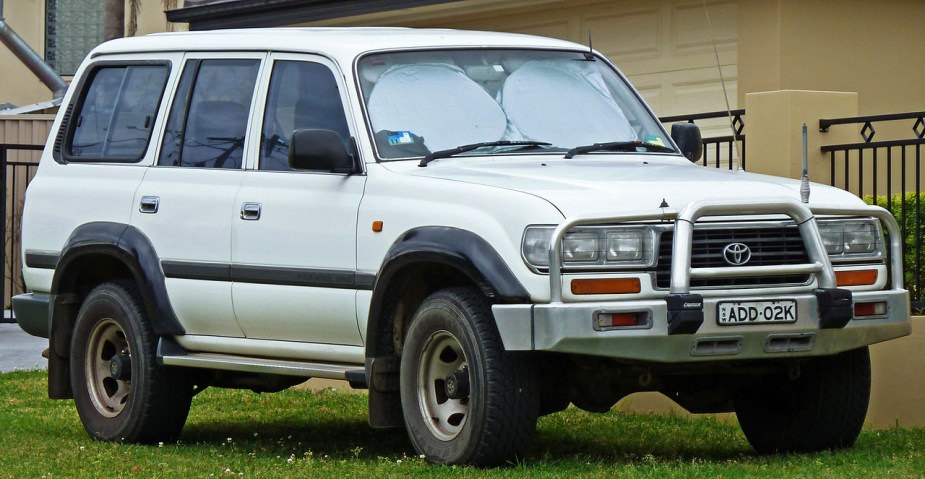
(655, 225, 811, 289)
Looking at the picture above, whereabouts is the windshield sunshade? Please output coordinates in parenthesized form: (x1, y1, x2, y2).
(358, 49, 673, 160)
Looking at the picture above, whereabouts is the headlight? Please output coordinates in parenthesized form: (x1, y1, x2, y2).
(522, 226, 655, 270)
(817, 218, 883, 261)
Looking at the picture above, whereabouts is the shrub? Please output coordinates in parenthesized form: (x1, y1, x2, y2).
(863, 193, 924, 312)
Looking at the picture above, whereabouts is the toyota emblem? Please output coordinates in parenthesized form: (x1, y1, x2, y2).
(723, 242, 752, 266)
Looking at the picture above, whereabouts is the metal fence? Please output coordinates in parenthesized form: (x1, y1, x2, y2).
(659, 109, 746, 170)
(0, 143, 41, 321)
(819, 111, 925, 312)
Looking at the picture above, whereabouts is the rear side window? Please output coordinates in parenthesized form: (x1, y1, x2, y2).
(65, 64, 169, 162)
(159, 59, 260, 169)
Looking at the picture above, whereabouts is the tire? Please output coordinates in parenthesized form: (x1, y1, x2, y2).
(734, 347, 871, 454)
(70, 281, 194, 443)
(400, 287, 538, 466)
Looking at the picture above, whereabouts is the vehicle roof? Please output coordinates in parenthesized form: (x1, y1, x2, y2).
(90, 27, 589, 62)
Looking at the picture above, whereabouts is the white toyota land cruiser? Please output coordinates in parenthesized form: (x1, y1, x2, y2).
(14, 28, 910, 466)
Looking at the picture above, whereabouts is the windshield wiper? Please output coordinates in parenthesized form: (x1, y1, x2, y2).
(419, 140, 553, 167)
(564, 141, 675, 159)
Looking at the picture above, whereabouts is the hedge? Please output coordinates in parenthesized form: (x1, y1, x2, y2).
(863, 193, 924, 310)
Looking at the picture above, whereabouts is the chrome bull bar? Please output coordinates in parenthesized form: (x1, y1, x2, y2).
(547, 197, 904, 303)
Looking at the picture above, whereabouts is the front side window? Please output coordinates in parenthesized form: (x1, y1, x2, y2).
(358, 49, 672, 160)
(66, 64, 169, 161)
(159, 59, 260, 169)
(260, 60, 351, 171)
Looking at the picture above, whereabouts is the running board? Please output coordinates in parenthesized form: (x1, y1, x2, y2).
(157, 338, 366, 383)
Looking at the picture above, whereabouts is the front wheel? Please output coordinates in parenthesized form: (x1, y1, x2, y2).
(400, 288, 538, 466)
(734, 347, 871, 453)
(70, 281, 194, 443)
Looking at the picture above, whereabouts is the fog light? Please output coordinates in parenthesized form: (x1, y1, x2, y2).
(854, 301, 888, 317)
(571, 278, 641, 295)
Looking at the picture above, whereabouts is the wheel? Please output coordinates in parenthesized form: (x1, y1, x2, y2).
(70, 281, 194, 443)
(400, 288, 538, 466)
(734, 347, 871, 454)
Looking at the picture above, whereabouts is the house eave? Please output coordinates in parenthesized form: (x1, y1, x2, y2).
(166, 0, 461, 30)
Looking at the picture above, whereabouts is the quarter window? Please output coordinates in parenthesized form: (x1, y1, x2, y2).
(159, 59, 260, 169)
(65, 64, 169, 162)
(260, 61, 350, 171)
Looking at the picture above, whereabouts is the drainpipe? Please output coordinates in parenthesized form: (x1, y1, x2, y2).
(0, 8, 68, 100)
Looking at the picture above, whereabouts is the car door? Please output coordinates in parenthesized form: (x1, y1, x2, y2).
(131, 52, 265, 338)
(230, 53, 367, 345)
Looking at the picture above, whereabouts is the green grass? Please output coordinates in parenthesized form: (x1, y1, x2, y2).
(2, 370, 924, 478)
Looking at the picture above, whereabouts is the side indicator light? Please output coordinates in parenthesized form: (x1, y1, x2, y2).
(854, 301, 887, 317)
(571, 278, 641, 295)
(372, 221, 383, 232)
(835, 269, 878, 286)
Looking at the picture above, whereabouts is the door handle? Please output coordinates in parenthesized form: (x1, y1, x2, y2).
(139, 196, 159, 214)
(240, 202, 262, 221)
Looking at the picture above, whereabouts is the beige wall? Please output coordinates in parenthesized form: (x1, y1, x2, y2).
(739, 0, 925, 117)
(1, 0, 49, 107)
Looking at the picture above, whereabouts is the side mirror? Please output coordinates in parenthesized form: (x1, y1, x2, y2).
(288, 129, 357, 173)
(671, 123, 703, 162)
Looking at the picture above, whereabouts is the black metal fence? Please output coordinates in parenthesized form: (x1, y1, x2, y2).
(659, 109, 746, 170)
(819, 111, 925, 312)
(0, 143, 42, 322)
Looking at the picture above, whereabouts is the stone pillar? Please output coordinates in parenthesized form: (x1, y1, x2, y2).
(744, 90, 858, 183)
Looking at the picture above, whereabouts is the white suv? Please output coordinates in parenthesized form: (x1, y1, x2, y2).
(13, 28, 910, 466)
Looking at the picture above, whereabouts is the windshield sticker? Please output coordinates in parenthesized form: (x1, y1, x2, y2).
(645, 135, 666, 147)
(387, 131, 416, 146)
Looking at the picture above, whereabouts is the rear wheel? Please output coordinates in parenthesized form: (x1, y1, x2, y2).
(400, 287, 538, 466)
(71, 281, 194, 443)
(734, 347, 871, 453)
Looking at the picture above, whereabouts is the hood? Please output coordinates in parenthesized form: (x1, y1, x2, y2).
(397, 155, 862, 217)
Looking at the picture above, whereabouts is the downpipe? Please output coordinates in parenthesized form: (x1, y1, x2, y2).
(0, 16, 68, 100)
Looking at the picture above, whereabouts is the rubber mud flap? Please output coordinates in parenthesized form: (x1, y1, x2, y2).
(666, 293, 704, 335)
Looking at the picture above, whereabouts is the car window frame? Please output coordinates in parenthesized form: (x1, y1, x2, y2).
(154, 51, 267, 171)
(249, 52, 363, 175)
(55, 60, 172, 164)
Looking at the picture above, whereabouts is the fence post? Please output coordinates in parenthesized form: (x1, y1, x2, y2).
(744, 90, 858, 183)
(1, 145, 6, 312)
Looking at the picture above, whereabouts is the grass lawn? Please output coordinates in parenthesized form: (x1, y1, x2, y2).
(2, 369, 923, 478)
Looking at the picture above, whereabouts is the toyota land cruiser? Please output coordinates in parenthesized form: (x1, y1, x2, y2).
(12, 28, 910, 466)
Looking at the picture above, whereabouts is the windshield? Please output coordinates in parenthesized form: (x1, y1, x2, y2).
(357, 49, 673, 160)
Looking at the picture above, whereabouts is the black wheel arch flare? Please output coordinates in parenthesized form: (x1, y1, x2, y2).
(46, 222, 182, 399)
(364, 226, 530, 427)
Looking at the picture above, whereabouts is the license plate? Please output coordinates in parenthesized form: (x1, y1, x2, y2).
(717, 300, 797, 325)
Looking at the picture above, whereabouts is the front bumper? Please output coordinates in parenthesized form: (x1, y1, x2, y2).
(493, 289, 910, 362)
(494, 198, 912, 362)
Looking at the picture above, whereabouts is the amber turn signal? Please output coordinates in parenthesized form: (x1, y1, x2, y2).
(571, 277, 641, 295)
(835, 269, 878, 286)
(372, 221, 383, 232)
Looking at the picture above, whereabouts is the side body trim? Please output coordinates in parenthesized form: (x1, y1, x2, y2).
(161, 261, 376, 290)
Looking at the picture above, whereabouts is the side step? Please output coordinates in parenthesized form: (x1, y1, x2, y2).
(157, 338, 367, 386)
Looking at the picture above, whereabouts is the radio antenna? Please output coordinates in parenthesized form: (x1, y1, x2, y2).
(702, 0, 743, 171)
(801, 123, 811, 203)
